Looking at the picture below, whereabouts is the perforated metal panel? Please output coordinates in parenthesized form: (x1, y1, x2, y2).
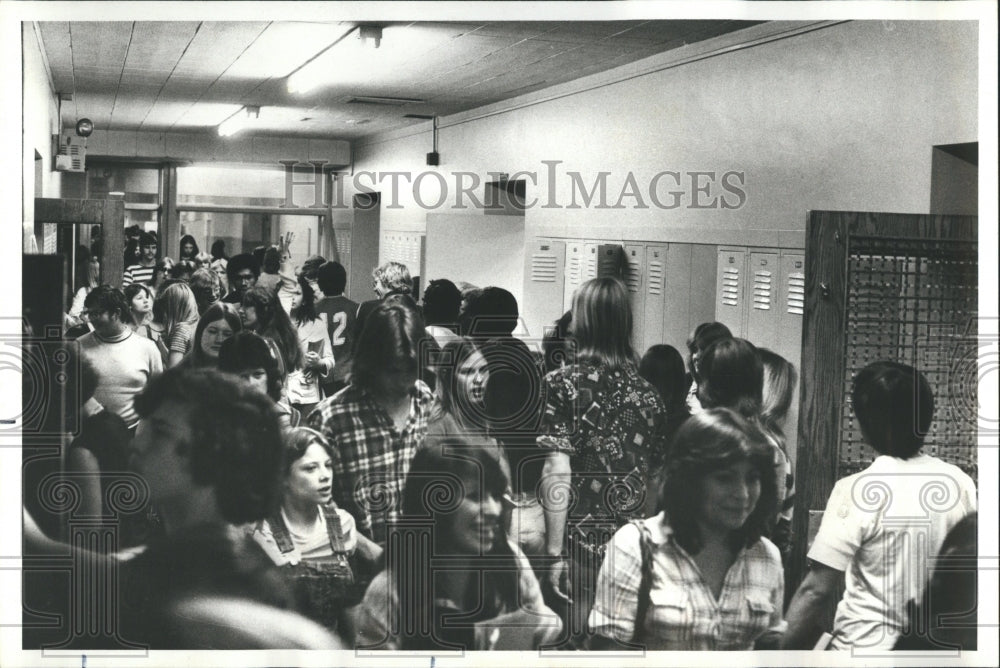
(840, 236, 978, 477)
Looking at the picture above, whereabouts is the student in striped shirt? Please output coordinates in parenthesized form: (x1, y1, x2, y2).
(123, 231, 159, 287)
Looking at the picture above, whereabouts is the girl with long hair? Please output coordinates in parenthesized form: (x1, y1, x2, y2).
(240, 285, 303, 379)
(758, 347, 798, 561)
(127, 283, 166, 358)
(287, 275, 334, 415)
(355, 440, 560, 650)
(590, 408, 784, 650)
(536, 277, 669, 647)
(67, 246, 101, 326)
(178, 234, 200, 263)
(427, 337, 510, 481)
(696, 338, 791, 555)
(639, 343, 691, 444)
(684, 321, 732, 414)
(124, 283, 155, 328)
(180, 302, 242, 370)
(153, 282, 200, 368)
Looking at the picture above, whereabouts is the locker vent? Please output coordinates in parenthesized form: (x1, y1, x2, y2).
(567, 247, 582, 286)
(584, 246, 598, 280)
(840, 236, 977, 477)
(624, 257, 641, 293)
(647, 260, 664, 295)
(786, 272, 805, 314)
(531, 254, 558, 282)
(721, 266, 740, 306)
(334, 229, 352, 256)
(597, 245, 625, 279)
(752, 270, 772, 310)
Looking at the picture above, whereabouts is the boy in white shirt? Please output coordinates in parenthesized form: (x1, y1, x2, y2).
(783, 361, 977, 651)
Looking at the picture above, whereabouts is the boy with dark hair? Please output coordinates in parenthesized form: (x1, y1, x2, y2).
(122, 231, 159, 287)
(308, 302, 434, 546)
(119, 367, 298, 646)
(421, 278, 462, 347)
(783, 361, 976, 650)
(77, 285, 163, 429)
(223, 253, 260, 304)
(314, 261, 357, 396)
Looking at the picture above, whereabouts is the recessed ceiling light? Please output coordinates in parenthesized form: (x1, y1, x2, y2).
(345, 119, 371, 125)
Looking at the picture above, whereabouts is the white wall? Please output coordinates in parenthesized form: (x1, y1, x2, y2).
(349, 20, 977, 244)
(21, 23, 62, 222)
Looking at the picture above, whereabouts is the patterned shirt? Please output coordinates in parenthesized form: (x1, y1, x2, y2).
(536, 361, 669, 552)
(307, 381, 434, 545)
(122, 263, 155, 287)
(589, 513, 785, 650)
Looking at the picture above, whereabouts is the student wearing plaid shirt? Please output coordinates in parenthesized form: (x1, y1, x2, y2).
(590, 409, 785, 650)
(307, 301, 434, 546)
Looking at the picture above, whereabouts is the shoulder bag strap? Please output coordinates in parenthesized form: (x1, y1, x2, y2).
(631, 519, 654, 643)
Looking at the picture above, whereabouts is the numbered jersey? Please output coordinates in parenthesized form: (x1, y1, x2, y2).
(316, 296, 358, 383)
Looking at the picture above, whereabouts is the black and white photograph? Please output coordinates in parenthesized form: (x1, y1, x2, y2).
(2, 1, 996, 666)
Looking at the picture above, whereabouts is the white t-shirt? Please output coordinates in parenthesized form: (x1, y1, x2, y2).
(808, 454, 977, 651)
(252, 505, 358, 566)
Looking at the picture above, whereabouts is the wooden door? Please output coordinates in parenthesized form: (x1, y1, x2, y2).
(34, 197, 125, 288)
(790, 211, 978, 591)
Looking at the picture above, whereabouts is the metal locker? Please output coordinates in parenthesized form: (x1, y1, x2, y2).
(778, 251, 805, 471)
(597, 243, 625, 278)
(661, 243, 693, 354)
(778, 252, 805, 364)
(583, 242, 599, 281)
(643, 244, 667, 354)
(522, 238, 566, 339)
(623, 244, 645, 351)
(745, 251, 781, 347)
(563, 241, 586, 312)
(715, 248, 746, 337)
(332, 226, 352, 293)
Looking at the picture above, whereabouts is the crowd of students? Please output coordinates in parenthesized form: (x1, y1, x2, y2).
(25, 234, 979, 652)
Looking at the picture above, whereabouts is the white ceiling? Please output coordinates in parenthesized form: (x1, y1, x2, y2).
(37, 20, 759, 140)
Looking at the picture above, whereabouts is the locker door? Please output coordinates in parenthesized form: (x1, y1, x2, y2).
(778, 251, 806, 470)
(408, 234, 426, 299)
(583, 242, 599, 281)
(643, 244, 667, 354)
(522, 238, 566, 339)
(332, 226, 353, 293)
(563, 241, 586, 312)
(662, 243, 693, 354)
(597, 243, 625, 278)
(715, 248, 746, 337)
(623, 244, 645, 351)
(745, 251, 781, 346)
(688, 243, 720, 345)
(778, 252, 805, 364)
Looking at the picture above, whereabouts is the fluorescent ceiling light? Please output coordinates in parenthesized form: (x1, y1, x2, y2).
(289, 25, 403, 95)
(218, 106, 260, 138)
